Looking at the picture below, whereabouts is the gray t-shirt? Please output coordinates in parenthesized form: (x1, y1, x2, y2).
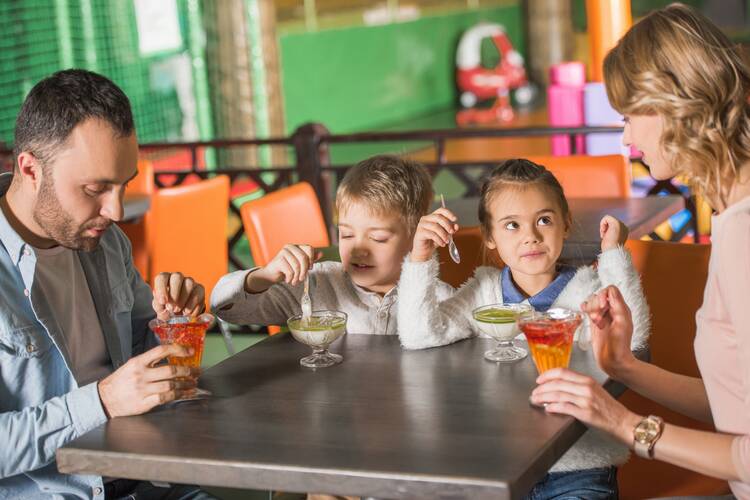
(33, 245, 111, 386)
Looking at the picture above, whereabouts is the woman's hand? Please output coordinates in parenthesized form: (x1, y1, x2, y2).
(582, 285, 638, 380)
(531, 368, 642, 444)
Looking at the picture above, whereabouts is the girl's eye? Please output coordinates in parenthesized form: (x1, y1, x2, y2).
(504, 221, 519, 230)
(339, 234, 353, 239)
(538, 216, 553, 226)
(371, 238, 388, 243)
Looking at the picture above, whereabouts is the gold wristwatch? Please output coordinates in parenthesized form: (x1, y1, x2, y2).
(633, 415, 664, 459)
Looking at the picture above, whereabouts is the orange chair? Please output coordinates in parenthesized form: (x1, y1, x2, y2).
(526, 154, 630, 198)
(147, 176, 230, 308)
(618, 239, 730, 499)
(118, 159, 155, 279)
(240, 182, 330, 267)
(437, 226, 503, 288)
(239, 182, 331, 334)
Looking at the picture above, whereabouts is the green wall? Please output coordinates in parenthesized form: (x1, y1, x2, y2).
(279, 5, 524, 134)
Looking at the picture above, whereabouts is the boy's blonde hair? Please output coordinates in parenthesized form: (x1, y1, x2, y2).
(604, 3, 750, 204)
(335, 154, 433, 230)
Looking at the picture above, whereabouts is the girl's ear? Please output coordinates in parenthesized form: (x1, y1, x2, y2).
(481, 226, 497, 250)
(563, 212, 572, 238)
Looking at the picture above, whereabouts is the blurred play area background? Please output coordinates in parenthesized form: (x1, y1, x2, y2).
(1, 0, 747, 362)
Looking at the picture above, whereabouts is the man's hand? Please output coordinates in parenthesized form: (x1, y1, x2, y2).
(152, 272, 205, 320)
(98, 344, 200, 418)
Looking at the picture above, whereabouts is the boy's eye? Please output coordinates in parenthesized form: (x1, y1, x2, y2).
(339, 234, 353, 239)
(370, 237, 388, 243)
(538, 216, 553, 226)
(504, 221, 519, 230)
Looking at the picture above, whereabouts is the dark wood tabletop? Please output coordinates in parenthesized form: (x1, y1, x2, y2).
(57, 334, 631, 500)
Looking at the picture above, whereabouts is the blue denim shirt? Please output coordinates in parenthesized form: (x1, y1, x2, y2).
(0, 174, 157, 499)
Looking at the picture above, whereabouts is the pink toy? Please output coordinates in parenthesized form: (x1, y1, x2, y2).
(548, 85, 585, 156)
(547, 62, 587, 156)
(549, 62, 586, 87)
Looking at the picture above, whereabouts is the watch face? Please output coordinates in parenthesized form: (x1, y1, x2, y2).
(634, 419, 660, 443)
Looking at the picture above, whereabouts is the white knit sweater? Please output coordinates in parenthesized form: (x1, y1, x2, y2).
(397, 246, 651, 473)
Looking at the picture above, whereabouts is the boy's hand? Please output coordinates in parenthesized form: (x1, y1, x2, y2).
(600, 215, 628, 252)
(247, 244, 318, 292)
(411, 208, 458, 262)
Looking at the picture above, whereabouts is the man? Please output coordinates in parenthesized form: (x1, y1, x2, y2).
(0, 69, 215, 499)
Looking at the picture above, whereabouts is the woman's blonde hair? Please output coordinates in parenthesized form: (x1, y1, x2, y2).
(604, 3, 750, 203)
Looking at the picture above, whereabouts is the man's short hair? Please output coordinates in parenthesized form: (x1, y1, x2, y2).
(335, 154, 433, 230)
(13, 69, 134, 166)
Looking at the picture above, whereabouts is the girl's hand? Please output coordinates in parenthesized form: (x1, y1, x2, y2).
(600, 215, 629, 252)
(410, 208, 458, 262)
(530, 368, 642, 445)
(254, 244, 318, 286)
(582, 286, 638, 379)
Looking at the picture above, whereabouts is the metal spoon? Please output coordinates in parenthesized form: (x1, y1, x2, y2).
(440, 194, 461, 264)
(301, 274, 313, 323)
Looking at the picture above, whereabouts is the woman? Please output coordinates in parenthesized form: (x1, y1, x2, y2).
(530, 4, 750, 498)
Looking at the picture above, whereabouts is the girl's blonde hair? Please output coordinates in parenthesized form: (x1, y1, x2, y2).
(604, 3, 750, 204)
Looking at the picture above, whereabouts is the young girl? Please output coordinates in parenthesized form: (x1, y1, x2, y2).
(397, 158, 650, 498)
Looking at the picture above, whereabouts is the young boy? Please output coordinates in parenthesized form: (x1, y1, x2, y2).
(210, 154, 451, 335)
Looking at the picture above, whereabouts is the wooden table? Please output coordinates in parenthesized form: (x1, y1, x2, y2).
(123, 193, 151, 222)
(435, 195, 684, 263)
(58, 334, 632, 500)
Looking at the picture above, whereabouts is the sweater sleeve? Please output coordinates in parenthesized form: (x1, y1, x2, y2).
(717, 211, 750, 479)
(597, 246, 651, 350)
(210, 268, 302, 326)
(397, 255, 492, 350)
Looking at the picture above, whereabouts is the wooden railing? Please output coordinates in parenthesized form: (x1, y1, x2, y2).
(0, 122, 696, 270)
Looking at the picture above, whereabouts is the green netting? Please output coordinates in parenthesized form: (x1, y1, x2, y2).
(0, 0, 190, 145)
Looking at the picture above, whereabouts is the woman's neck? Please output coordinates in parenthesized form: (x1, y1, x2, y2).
(726, 163, 750, 209)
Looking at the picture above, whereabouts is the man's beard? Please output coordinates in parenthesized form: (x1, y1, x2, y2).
(32, 175, 108, 251)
